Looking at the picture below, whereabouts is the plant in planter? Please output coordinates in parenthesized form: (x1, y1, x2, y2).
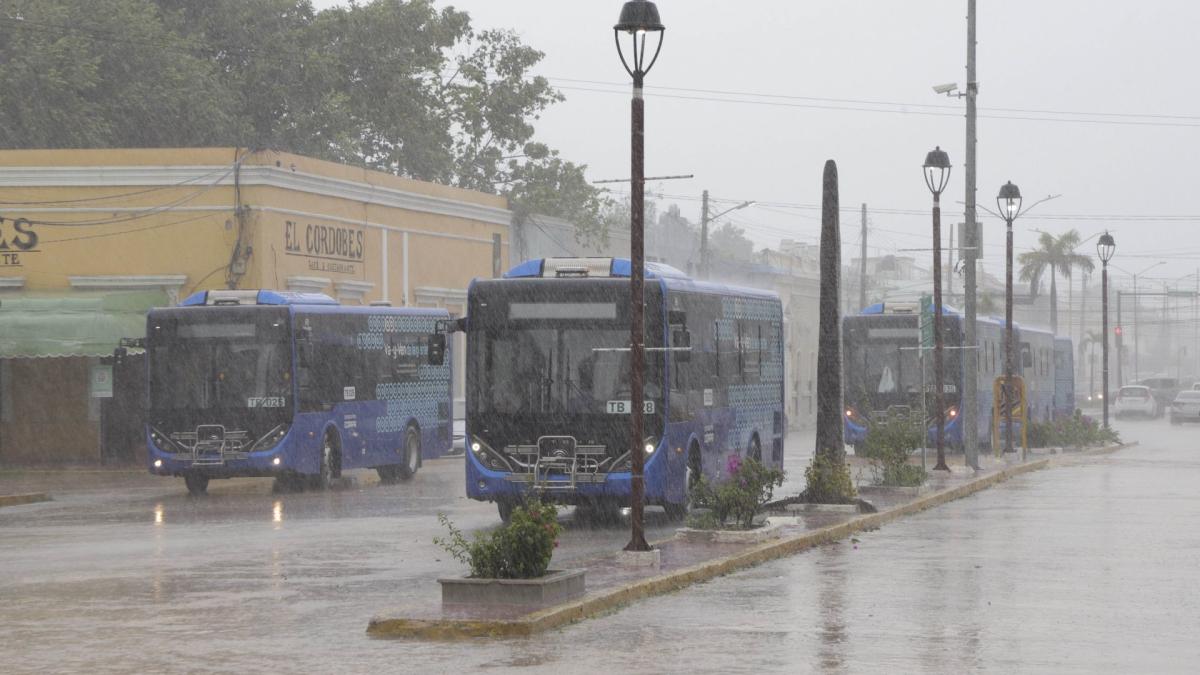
(860, 410, 927, 488)
(435, 501, 561, 579)
(1028, 410, 1121, 449)
(800, 452, 857, 504)
(687, 455, 786, 530)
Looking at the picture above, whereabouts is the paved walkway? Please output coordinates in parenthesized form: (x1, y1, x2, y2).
(370, 446, 1074, 635)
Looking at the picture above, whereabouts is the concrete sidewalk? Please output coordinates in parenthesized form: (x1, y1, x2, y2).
(369, 444, 1115, 639)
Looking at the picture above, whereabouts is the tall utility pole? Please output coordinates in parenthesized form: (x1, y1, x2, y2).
(1116, 291, 1124, 387)
(699, 189, 710, 279)
(859, 203, 868, 310)
(962, 0, 980, 468)
(948, 224, 956, 303)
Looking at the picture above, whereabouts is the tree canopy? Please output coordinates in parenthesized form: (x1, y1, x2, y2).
(1019, 229, 1095, 332)
(0, 0, 604, 233)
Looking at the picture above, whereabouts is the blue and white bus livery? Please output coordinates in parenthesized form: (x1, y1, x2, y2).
(144, 290, 452, 495)
(464, 257, 785, 521)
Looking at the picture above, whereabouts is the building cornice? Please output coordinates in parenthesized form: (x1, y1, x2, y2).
(0, 164, 514, 227)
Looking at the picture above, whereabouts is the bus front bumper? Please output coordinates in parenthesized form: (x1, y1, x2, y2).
(464, 443, 675, 505)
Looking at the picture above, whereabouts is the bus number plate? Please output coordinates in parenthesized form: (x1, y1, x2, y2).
(606, 400, 655, 414)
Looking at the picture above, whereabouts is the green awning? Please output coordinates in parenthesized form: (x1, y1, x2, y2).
(0, 290, 166, 358)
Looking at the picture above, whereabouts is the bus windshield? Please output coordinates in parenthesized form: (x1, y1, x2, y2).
(148, 309, 293, 427)
(474, 326, 662, 416)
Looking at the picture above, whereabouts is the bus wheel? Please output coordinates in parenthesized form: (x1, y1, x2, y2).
(497, 500, 516, 523)
(184, 473, 209, 496)
(662, 501, 687, 521)
(398, 426, 421, 480)
(666, 444, 702, 521)
(375, 465, 401, 485)
(686, 444, 703, 491)
(312, 434, 338, 491)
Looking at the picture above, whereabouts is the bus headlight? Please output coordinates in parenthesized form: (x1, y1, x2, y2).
(471, 442, 482, 453)
(946, 406, 958, 419)
(153, 459, 163, 468)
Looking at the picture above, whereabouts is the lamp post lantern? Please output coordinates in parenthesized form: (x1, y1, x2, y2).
(997, 181, 1023, 456)
(923, 147, 952, 471)
(614, 0, 664, 553)
(1097, 232, 1115, 429)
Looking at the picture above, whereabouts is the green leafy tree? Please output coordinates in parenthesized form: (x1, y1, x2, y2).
(0, 0, 241, 148)
(709, 222, 755, 262)
(0, 0, 605, 239)
(1018, 229, 1095, 333)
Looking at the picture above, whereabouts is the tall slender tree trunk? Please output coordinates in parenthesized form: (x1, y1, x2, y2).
(816, 159, 844, 461)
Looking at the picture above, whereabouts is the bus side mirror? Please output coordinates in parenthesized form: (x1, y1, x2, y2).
(672, 329, 691, 363)
(428, 333, 447, 366)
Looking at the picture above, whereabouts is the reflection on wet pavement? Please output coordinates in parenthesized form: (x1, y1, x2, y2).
(4, 424, 1196, 672)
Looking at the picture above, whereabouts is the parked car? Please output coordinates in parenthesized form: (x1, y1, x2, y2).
(1170, 390, 1200, 424)
(1114, 385, 1158, 419)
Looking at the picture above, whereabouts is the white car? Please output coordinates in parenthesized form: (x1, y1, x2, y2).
(1114, 385, 1158, 419)
(1170, 391, 1200, 424)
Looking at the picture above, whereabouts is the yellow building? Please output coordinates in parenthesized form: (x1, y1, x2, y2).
(0, 148, 511, 464)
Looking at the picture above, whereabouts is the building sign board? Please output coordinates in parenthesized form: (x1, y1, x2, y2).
(0, 217, 39, 267)
(283, 219, 365, 275)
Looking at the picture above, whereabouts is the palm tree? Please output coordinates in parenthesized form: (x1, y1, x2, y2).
(1018, 229, 1095, 333)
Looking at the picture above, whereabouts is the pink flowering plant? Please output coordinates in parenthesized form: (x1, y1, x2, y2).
(434, 501, 561, 579)
(688, 455, 785, 530)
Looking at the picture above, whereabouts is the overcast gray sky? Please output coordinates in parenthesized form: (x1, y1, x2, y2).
(315, 0, 1200, 289)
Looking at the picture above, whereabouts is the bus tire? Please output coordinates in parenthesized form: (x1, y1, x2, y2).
(398, 426, 421, 480)
(749, 435, 762, 462)
(375, 465, 401, 485)
(312, 433, 339, 491)
(577, 497, 621, 525)
(184, 473, 209, 496)
(497, 500, 517, 523)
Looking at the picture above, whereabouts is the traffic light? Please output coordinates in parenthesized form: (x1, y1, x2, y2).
(1114, 325, 1123, 337)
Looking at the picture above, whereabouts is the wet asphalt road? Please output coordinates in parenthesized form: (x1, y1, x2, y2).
(2, 421, 1196, 673)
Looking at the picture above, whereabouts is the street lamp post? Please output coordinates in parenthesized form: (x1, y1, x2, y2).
(997, 181, 1023, 456)
(699, 195, 755, 279)
(614, 0, 664, 553)
(923, 147, 951, 471)
(1097, 232, 1115, 428)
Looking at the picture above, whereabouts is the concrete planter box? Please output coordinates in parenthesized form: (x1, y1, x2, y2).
(676, 517, 790, 545)
(438, 569, 585, 607)
(857, 485, 926, 497)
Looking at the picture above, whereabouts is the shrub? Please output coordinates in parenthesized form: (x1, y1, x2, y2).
(434, 501, 561, 579)
(860, 411, 927, 487)
(801, 452, 856, 504)
(688, 455, 785, 530)
(1028, 410, 1121, 449)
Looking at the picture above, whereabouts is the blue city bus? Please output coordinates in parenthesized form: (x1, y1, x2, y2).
(843, 302, 1072, 449)
(464, 257, 785, 521)
(1054, 337, 1077, 418)
(144, 290, 452, 495)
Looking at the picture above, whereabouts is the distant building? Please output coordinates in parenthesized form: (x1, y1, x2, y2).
(0, 148, 511, 464)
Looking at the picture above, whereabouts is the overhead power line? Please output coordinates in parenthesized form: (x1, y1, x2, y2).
(551, 78, 1200, 129)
